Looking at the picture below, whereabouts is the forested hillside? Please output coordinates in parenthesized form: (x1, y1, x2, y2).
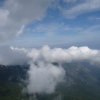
(0, 63, 100, 100)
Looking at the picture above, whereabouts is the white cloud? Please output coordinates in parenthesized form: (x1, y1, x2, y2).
(27, 62, 65, 94)
(26, 45, 100, 94)
(0, 45, 100, 94)
(61, 0, 100, 18)
(27, 45, 100, 64)
(1, 45, 100, 66)
(0, 0, 52, 42)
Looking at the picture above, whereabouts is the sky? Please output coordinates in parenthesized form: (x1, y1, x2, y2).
(0, 0, 100, 49)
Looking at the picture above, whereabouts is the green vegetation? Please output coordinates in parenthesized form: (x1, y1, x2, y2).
(0, 82, 21, 100)
(0, 63, 100, 100)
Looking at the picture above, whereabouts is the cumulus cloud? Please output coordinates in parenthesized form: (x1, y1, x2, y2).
(1, 45, 99, 65)
(27, 45, 100, 64)
(26, 45, 100, 94)
(0, 0, 52, 42)
(0, 45, 100, 94)
(27, 62, 65, 94)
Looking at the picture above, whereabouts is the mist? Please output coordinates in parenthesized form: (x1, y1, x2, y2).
(0, 46, 29, 65)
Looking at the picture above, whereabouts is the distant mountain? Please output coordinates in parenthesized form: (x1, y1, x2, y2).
(0, 62, 100, 100)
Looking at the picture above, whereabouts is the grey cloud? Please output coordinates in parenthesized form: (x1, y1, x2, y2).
(0, 46, 29, 65)
(0, 0, 52, 42)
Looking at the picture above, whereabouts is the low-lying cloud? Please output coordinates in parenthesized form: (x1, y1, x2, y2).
(27, 45, 100, 64)
(0, 45, 100, 94)
(27, 62, 65, 94)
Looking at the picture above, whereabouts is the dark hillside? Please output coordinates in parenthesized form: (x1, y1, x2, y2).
(0, 63, 100, 100)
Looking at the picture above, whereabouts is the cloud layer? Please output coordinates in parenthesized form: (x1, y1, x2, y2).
(27, 45, 100, 64)
(25, 45, 100, 93)
(0, 45, 100, 94)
